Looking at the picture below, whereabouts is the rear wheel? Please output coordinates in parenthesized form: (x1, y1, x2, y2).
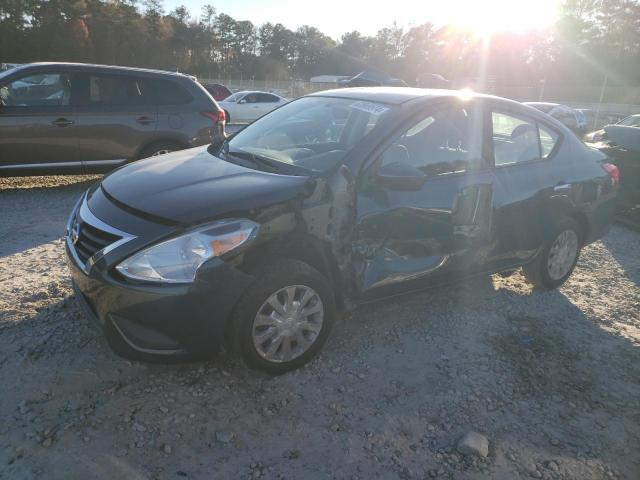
(138, 141, 183, 160)
(233, 260, 335, 374)
(523, 219, 582, 290)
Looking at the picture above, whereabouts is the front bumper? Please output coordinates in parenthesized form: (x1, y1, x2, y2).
(65, 195, 253, 359)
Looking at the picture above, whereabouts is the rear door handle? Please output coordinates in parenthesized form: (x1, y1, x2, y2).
(52, 118, 74, 127)
(136, 116, 155, 125)
(553, 183, 572, 192)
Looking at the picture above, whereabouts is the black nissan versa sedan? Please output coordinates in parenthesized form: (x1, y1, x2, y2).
(65, 87, 618, 373)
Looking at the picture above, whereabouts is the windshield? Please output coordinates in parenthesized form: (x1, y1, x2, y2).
(222, 96, 393, 173)
(618, 115, 640, 127)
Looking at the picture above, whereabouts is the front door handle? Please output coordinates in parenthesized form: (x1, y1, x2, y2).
(52, 118, 74, 127)
(136, 116, 155, 125)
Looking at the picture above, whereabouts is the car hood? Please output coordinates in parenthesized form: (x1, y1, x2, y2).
(101, 146, 311, 225)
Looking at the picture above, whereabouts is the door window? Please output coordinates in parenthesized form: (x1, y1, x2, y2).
(380, 105, 484, 176)
(256, 93, 280, 103)
(492, 112, 541, 165)
(87, 75, 149, 106)
(492, 111, 560, 165)
(0, 73, 72, 107)
(242, 93, 259, 103)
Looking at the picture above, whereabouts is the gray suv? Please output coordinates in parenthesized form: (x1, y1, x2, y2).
(0, 62, 225, 176)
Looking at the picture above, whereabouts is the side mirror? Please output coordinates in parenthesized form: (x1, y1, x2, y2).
(209, 135, 228, 155)
(375, 161, 427, 191)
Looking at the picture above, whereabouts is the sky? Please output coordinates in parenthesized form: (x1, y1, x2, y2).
(161, 0, 561, 40)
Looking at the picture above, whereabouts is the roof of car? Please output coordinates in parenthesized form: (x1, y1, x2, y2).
(524, 102, 560, 107)
(230, 90, 280, 96)
(11, 62, 192, 78)
(309, 87, 518, 106)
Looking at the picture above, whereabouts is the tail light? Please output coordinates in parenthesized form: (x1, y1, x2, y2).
(602, 162, 620, 187)
(200, 110, 225, 124)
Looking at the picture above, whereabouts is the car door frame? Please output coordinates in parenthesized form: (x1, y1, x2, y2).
(73, 70, 158, 167)
(350, 97, 496, 300)
(256, 93, 282, 118)
(232, 93, 252, 122)
(485, 100, 566, 270)
(0, 66, 81, 172)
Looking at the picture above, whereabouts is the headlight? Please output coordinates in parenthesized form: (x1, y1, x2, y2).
(116, 219, 258, 283)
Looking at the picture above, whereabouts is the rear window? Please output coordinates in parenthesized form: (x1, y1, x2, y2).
(147, 79, 193, 105)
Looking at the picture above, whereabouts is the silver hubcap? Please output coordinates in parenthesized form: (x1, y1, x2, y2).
(152, 149, 172, 156)
(547, 229, 579, 280)
(252, 285, 324, 363)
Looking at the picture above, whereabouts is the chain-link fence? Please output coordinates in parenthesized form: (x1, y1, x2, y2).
(201, 78, 640, 118)
(199, 78, 334, 99)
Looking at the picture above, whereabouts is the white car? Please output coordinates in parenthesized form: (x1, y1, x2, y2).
(218, 91, 288, 123)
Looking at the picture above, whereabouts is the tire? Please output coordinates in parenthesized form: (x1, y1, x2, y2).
(137, 141, 183, 160)
(522, 218, 582, 290)
(233, 259, 335, 374)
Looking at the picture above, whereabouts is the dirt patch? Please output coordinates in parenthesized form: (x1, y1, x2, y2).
(1, 176, 639, 479)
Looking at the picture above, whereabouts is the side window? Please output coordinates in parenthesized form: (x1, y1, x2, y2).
(380, 105, 484, 176)
(147, 79, 192, 105)
(257, 93, 279, 103)
(539, 125, 559, 158)
(88, 75, 147, 106)
(243, 93, 259, 103)
(492, 112, 541, 166)
(0, 73, 72, 107)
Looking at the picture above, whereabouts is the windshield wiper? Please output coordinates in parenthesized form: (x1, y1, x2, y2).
(226, 150, 283, 173)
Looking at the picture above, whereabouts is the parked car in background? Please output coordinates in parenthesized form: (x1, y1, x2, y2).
(218, 90, 288, 123)
(577, 109, 625, 132)
(339, 70, 408, 87)
(201, 82, 232, 101)
(524, 102, 587, 134)
(0, 62, 225, 176)
(584, 114, 640, 143)
(587, 125, 639, 216)
(66, 88, 618, 373)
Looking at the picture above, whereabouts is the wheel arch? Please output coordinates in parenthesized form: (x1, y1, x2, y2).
(135, 137, 189, 160)
(567, 210, 590, 245)
(239, 234, 346, 311)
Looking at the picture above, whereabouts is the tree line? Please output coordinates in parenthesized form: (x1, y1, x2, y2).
(1, 0, 640, 93)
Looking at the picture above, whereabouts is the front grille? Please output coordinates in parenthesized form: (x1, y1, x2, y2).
(73, 220, 122, 264)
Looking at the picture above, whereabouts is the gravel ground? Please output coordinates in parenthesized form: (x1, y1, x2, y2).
(1, 175, 639, 480)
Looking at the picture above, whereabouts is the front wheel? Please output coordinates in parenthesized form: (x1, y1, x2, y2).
(523, 219, 582, 290)
(233, 260, 335, 374)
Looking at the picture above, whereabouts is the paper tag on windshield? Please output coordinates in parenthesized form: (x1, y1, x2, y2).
(350, 101, 390, 116)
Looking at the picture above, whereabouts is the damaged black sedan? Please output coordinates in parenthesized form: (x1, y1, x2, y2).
(66, 88, 618, 373)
